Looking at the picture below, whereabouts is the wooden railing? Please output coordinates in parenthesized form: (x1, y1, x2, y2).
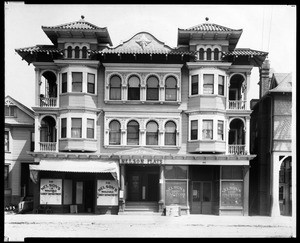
(39, 142, 57, 151)
(228, 100, 246, 110)
(228, 145, 246, 155)
(40, 97, 57, 107)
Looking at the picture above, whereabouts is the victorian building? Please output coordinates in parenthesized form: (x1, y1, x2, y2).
(15, 17, 268, 215)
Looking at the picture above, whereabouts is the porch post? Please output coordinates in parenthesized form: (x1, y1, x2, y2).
(158, 165, 165, 213)
(245, 117, 250, 154)
(243, 165, 250, 216)
(119, 164, 125, 212)
(270, 154, 281, 217)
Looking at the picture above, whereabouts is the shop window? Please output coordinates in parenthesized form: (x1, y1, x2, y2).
(127, 120, 139, 145)
(199, 48, 204, 60)
(109, 75, 122, 100)
(109, 120, 121, 145)
(221, 181, 243, 207)
(61, 118, 67, 138)
(206, 48, 212, 60)
(76, 181, 83, 204)
(218, 75, 225, 95)
(218, 120, 224, 140)
(5, 131, 9, 152)
(202, 120, 213, 140)
(74, 46, 80, 58)
(72, 72, 82, 92)
(87, 73, 95, 94)
(191, 120, 198, 140)
(203, 74, 214, 94)
(165, 121, 176, 146)
(82, 46, 87, 59)
(5, 106, 15, 117)
(214, 48, 219, 60)
(165, 76, 177, 101)
(71, 118, 82, 138)
(146, 76, 159, 101)
(191, 75, 199, 95)
(67, 46, 72, 58)
(146, 121, 158, 145)
(40, 179, 62, 205)
(4, 165, 9, 188)
(87, 118, 95, 139)
(222, 166, 243, 179)
(61, 73, 68, 93)
(128, 75, 140, 100)
(63, 179, 72, 205)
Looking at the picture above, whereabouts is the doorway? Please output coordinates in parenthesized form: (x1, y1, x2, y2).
(191, 181, 212, 214)
(84, 180, 95, 213)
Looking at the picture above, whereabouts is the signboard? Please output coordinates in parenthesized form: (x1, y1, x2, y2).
(165, 181, 187, 206)
(120, 158, 163, 165)
(221, 181, 243, 207)
(97, 180, 118, 206)
(40, 179, 62, 205)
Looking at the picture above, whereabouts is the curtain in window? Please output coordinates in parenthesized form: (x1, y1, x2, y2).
(191, 75, 199, 95)
(165, 76, 177, 101)
(110, 75, 121, 100)
(202, 120, 213, 139)
(165, 121, 176, 145)
(87, 119, 94, 139)
(146, 121, 158, 145)
(71, 118, 82, 138)
(109, 120, 121, 145)
(87, 73, 95, 94)
(127, 120, 139, 145)
(72, 72, 82, 92)
(191, 120, 198, 140)
(128, 75, 140, 100)
(203, 74, 214, 94)
(146, 76, 159, 100)
(218, 75, 224, 95)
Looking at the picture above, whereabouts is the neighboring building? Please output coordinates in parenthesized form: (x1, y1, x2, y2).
(4, 96, 35, 207)
(15, 17, 268, 215)
(250, 63, 292, 216)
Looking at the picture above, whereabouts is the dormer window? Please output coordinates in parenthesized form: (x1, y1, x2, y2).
(214, 48, 219, 61)
(74, 46, 80, 58)
(199, 48, 204, 60)
(67, 46, 72, 58)
(82, 46, 87, 59)
(206, 48, 212, 60)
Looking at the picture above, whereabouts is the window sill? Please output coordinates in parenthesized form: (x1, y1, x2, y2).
(60, 92, 97, 96)
(189, 94, 225, 98)
(104, 100, 181, 105)
(104, 145, 180, 149)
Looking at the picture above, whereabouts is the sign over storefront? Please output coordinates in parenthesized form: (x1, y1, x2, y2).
(97, 180, 118, 206)
(120, 158, 163, 165)
(40, 179, 62, 205)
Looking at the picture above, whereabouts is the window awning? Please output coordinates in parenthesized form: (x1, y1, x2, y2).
(29, 160, 119, 183)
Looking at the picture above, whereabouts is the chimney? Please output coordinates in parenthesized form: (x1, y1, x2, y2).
(259, 59, 271, 98)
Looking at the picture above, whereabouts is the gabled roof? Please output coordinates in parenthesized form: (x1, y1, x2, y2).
(5, 95, 34, 119)
(269, 73, 292, 93)
(42, 18, 103, 30)
(179, 23, 242, 32)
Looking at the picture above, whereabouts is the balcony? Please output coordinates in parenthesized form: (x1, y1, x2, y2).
(228, 145, 246, 155)
(40, 97, 57, 107)
(39, 142, 57, 152)
(228, 100, 246, 110)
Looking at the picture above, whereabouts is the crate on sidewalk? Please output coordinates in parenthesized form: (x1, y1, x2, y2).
(165, 205, 181, 217)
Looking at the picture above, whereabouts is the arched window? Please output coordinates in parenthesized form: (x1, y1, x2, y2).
(146, 121, 158, 145)
(82, 46, 87, 59)
(74, 46, 80, 59)
(128, 75, 140, 100)
(165, 76, 177, 101)
(199, 48, 204, 60)
(110, 75, 121, 100)
(165, 121, 176, 145)
(146, 76, 159, 100)
(214, 48, 219, 61)
(67, 46, 72, 58)
(127, 120, 139, 145)
(206, 48, 212, 60)
(109, 120, 121, 145)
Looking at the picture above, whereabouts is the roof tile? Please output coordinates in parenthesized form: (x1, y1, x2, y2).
(180, 23, 242, 32)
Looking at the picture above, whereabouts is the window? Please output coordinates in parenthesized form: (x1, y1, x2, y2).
(146, 121, 158, 145)
(203, 74, 214, 94)
(87, 119, 94, 139)
(222, 166, 243, 179)
(206, 48, 212, 60)
(127, 120, 139, 145)
(202, 120, 213, 140)
(62, 73, 68, 93)
(199, 48, 204, 60)
(71, 118, 82, 138)
(191, 75, 198, 95)
(5, 131, 9, 151)
(67, 46, 72, 58)
(72, 72, 82, 92)
(191, 120, 198, 140)
(74, 46, 80, 58)
(218, 75, 225, 95)
(4, 165, 9, 188)
(165, 76, 177, 101)
(165, 121, 176, 145)
(146, 76, 159, 100)
(109, 75, 122, 100)
(214, 48, 219, 61)
(128, 75, 140, 100)
(82, 46, 87, 59)
(87, 73, 95, 94)
(218, 120, 224, 140)
(109, 120, 121, 145)
(31, 132, 35, 151)
(61, 118, 67, 138)
(5, 106, 15, 117)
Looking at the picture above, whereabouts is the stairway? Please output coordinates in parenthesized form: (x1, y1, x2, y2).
(119, 201, 160, 215)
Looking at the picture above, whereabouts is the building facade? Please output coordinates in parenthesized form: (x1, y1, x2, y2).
(250, 64, 292, 217)
(4, 96, 35, 207)
(15, 17, 268, 215)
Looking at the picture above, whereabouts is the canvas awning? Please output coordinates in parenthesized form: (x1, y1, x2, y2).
(29, 160, 119, 183)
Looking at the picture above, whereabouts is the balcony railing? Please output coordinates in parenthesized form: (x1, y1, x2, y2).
(228, 100, 246, 110)
(40, 97, 57, 107)
(228, 145, 246, 155)
(39, 142, 57, 152)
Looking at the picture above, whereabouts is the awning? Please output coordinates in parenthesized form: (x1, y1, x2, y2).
(29, 160, 119, 183)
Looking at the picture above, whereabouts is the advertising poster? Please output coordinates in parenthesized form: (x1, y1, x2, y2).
(165, 181, 187, 206)
(40, 179, 62, 205)
(97, 180, 118, 206)
(221, 181, 243, 207)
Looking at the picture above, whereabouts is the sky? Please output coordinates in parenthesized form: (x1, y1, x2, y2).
(4, 3, 296, 109)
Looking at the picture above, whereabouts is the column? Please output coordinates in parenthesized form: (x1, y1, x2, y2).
(243, 165, 250, 216)
(245, 117, 250, 154)
(35, 68, 40, 106)
(245, 72, 251, 110)
(119, 164, 125, 212)
(270, 154, 281, 217)
(158, 165, 165, 213)
(34, 115, 40, 152)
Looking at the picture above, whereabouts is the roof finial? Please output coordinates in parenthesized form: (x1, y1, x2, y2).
(205, 17, 209, 22)
(81, 15, 85, 20)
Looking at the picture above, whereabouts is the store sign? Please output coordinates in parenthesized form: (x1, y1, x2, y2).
(40, 179, 62, 205)
(165, 181, 187, 206)
(221, 181, 243, 207)
(97, 180, 118, 206)
(120, 158, 163, 165)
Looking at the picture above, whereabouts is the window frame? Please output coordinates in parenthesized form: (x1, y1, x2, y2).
(190, 120, 198, 140)
(109, 120, 121, 145)
(146, 76, 159, 101)
(87, 118, 95, 139)
(206, 48, 212, 60)
(5, 130, 9, 152)
(74, 46, 80, 59)
(87, 73, 95, 94)
(218, 75, 225, 96)
(61, 72, 68, 93)
(165, 76, 177, 101)
(127, 120, 140, 145)
(71, 118, 82, 138)
(5, 106, 15, 117)
(146, 121, 159, 145)
(202, 119, 213, 140)
(191, 75, 199, 95)
(109, 75, 122, 100)
(218, 120, 224, 141)
(4, 165, 9, 189)
(72, 72, 83, 92)
(203, 74, 214, 95)
(165, 121, 177, 146)
(127, 75, 140, 100)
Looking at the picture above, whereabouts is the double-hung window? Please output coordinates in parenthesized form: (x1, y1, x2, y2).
(218, 120, 224, 140)
(87, 119, 94, 139)
(110, 75, 122, 100)
(72, 72, 82, 92)
(146, 121, 158, 145)
(61, 118, 67, 138)
(165, 76, 177, 101)
(146, 76, 159, 101)
(203, 74, 214, 94)
(5, 106, 15, 117)
(127, 120, 139, 145)
(109, 120, 121, 145)
(191, 75, 199, 95)
(71, 118, 82, 138)
(202, 120, 213, 140)
(191, 120, 198, 140)
(218, 75, 225, 95)
(128, 75, 140, 100)
(87, 73, 95, 94)
(62, 73, 68, 93)
(4, 165, 9, 188)
(165, 121, 176, 145)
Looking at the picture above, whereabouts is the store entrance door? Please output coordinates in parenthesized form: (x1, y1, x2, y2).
(84, 180, 94, 213)
(191, 181, 212, 214)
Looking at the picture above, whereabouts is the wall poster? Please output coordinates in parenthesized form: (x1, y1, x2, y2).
(40, 179, 62, 205)
(221, 181, 243, 207)
(165, 180, 187, 206)
(97, 180, 118, 206)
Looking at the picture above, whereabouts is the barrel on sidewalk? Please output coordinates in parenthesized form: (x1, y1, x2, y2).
(165, 205, 181, 217)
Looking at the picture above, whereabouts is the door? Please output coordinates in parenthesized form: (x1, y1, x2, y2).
(84, 180, 94, 213)
(147, 174, 159, 201)
(191, 181, 212, 214)
(128, 174, 141, 201)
